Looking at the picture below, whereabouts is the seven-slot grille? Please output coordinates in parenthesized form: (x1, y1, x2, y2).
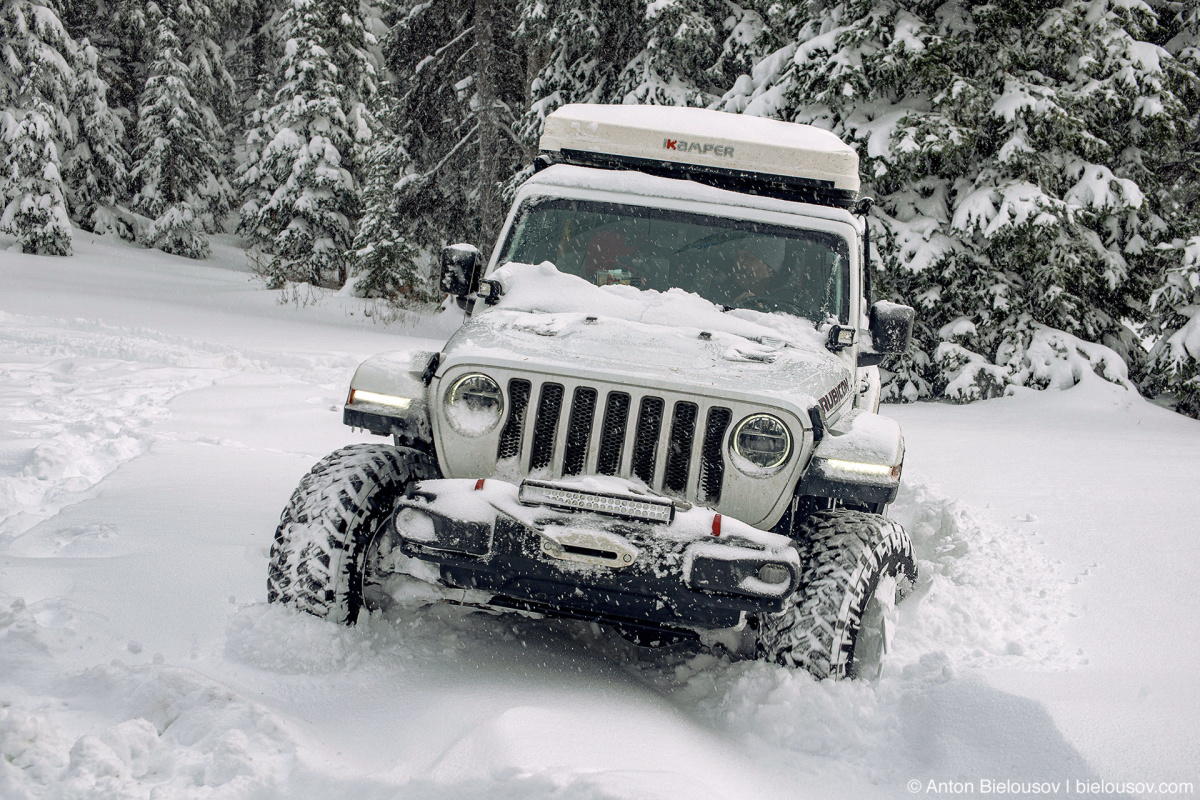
(497, 378, 733, 504)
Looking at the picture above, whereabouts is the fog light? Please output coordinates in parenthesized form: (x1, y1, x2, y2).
(756, 563, 790, 585)
(391, 506, 492, 556)
(394, 508, 436, 542)
(822, 458, 901, 480)
(348, 389, 412, 410)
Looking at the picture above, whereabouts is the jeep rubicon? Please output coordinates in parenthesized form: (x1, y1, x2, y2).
(267, 104, 918, 680)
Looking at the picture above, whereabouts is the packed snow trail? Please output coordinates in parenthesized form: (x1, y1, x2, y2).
(1, 234, 1196, 798)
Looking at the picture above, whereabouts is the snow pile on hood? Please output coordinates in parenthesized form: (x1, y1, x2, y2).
(445, 261, 851, 413)
(487, 260, 828, 351)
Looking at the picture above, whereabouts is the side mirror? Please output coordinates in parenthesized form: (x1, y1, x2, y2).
(868, 301, 915, 354)
(440, 243, 482, 297)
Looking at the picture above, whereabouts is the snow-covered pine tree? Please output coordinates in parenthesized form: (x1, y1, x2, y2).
(514, 0, 643, 142)
(63, 37, 128, 234)
(705, 5, 775, 96)
(131, 9, 224, 258)
(237, 0, 376, 288)
(3, 68, 73, 254)
(171, 0, 238, 230)
(617, 0, 725, 107)
(1143, 1, 1200, 416)
(347, 95, 425, 300)
(1147, 238, 1200, 416)
(718, 0, 1193, 403)
(233, 0, 294, 249)
(59, 0, 153, 174)
(0, 0, 75, 255)
(344, 0, 525, 298)
(511, 1, 769, 173)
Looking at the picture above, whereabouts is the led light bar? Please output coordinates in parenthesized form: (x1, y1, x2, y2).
(822, 458, 901, 480)
(519, 480, 674, 524)
(348, 389, 412, 410)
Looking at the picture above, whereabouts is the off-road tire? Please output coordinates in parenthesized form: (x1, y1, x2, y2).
(757, 509, 916, 679)
(267, 444, 438, 624)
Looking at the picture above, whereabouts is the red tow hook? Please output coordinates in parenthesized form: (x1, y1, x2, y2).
(711, 513, 722, 537)
(474, 479, 485, 491)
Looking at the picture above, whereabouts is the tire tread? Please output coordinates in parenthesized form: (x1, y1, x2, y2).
(267, 444, 437, 623)
(758, 509, 916, 679)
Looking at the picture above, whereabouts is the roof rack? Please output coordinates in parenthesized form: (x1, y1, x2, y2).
(535, 149, 858, 209)
(537, 104, 861, 209)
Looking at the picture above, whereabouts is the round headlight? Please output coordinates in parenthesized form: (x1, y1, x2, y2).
(444, 373, 503, 435)
(731, 414, 792, 473)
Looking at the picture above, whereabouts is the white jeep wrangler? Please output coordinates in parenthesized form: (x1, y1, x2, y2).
(268, 105, 918, 680)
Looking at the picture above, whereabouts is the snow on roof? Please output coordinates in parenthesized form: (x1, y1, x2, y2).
(540, 104, 861, 193)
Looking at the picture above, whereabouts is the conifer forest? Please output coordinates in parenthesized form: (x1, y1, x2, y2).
(2, 0, 1198, 414)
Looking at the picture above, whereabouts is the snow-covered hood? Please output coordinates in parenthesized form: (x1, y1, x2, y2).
(440, 261, 854, 416)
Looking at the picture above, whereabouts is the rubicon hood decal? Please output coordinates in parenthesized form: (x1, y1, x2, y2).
(818, 378, 852, 414)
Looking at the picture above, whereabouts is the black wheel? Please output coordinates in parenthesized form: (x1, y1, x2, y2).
(756, 509, 917, 680)
(267, 444, 438, 624)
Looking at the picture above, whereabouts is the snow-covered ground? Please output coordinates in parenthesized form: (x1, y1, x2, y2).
(1, 232, 1197, 799)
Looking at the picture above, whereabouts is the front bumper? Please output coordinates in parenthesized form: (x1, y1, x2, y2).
(386, 478, 802, 637)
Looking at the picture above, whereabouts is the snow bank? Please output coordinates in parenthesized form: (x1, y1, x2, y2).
(935, 321, 1133, 403)
(1, 593, 295, 800)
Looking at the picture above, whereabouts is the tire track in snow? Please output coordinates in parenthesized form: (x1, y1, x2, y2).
(0, 311, 360, 547)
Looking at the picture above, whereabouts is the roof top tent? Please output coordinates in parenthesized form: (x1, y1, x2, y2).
(537, 104, 861, 209)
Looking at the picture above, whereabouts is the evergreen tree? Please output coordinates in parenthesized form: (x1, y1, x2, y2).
(131, 10, 224, 258)
(719, 0, 1194, 402)
(63, 37, 128, 233)
(514, 0, 643, 141)
(1144, 2, 1200, 416)
(3, 68, 73, 253)
(706, 5, 775, 96)
(1, 0, 75, 255)
(237, 0, 376, 288)
(343, 0, 525, 299)
(173, 0, 238, 225)
(59, 0, 153, 167)
(348, 95, 425, 300)
(233, 0, 291, 249)
(617, 0, 725, 107)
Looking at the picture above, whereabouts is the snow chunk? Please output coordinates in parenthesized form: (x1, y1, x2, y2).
(939, 316, 977, 341)
(1065, 164, 1144, 211)
(1000, 324, 1132, 391)
(226, 604, 373, 673)
(991, 79, 1064, 123)
(983, 182, 1062, 236)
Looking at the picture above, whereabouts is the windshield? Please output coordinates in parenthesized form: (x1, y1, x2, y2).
(498, 197, 851, 323)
